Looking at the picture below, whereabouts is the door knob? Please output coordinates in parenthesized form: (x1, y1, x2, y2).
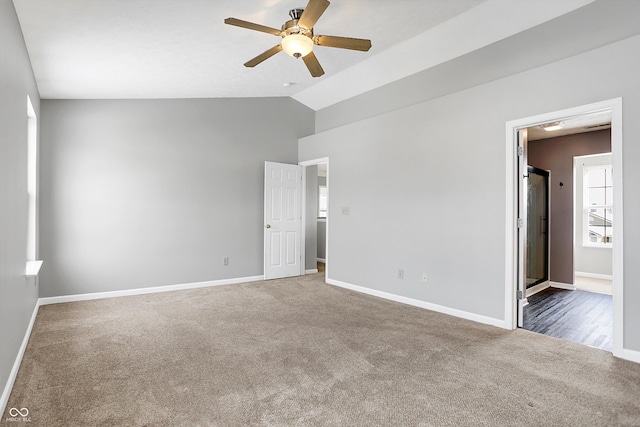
(265, 224, 271, 228)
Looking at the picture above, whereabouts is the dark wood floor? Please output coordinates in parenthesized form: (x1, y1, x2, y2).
(523, 287, 612, 351)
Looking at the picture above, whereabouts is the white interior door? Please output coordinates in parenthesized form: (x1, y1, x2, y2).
(264, 161, 303, 280)
(517, 129, 529, 327)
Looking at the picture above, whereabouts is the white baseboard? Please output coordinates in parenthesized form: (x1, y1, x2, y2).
(316, 258, 326, 263)
(615, 347, 640, 364)
(38, 275, 265, 306)
(575, 272, 613, 281)
(305, 269, 319, 274)
(1, 300, 40, 417)
(3, 271, 638, 415)
(526, 281, 550, 297)
(550, 281, 576, 291)
(326, 278, 507, 329)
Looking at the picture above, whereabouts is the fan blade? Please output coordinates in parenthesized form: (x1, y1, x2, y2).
(244, 45, 283, 68)
(224, 18, 281, 36)
(298, 0, 330, 29)
(315, 35, 372, 51)
(302, 51, 325, 77)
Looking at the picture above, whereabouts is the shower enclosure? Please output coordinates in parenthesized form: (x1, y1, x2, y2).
(526, 165, 549, 288)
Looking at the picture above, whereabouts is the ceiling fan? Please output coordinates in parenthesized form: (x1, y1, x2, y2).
(224, 0, 372, 78)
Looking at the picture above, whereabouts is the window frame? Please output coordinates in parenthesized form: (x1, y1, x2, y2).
(583, 164, 613, 248)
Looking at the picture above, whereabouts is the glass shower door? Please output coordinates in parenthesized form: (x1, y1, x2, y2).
(526, 165, 549, 288)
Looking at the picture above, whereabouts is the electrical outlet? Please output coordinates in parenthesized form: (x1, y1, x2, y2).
(223, 257, 229, 266)
(398, 269, 404, 279)
(422, 273, 428, 283)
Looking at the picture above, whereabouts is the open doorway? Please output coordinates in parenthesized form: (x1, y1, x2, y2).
(300, 158, 329, 280)
(505, 98, 624, 357)
(522, 115, 613, 350)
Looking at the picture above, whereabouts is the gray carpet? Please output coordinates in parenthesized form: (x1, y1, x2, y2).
(3, 273, 640, 426)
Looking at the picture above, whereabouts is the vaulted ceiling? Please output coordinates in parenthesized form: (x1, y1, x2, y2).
(13, 0, 596, 110)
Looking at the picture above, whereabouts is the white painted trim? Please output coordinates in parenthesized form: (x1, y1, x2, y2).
(526, 281, 550, 297)
(575, 272, 613, 281)
(327, 278, 507, 329)
(25, 260, 43, 277)
(298, 157, 329, 167)
(550, 281, 576, 291)
(504, 120, 517, 330)
(305, 269, 319, 274)
(0, 301, 40, 417)
(617, 348, 640, 364)
(316, 258, 326, 263)
(610, 97, 624, 359)
(300, 166, 307, 278)
(505, 98, 626, 359)
(38, 275, 264, 306)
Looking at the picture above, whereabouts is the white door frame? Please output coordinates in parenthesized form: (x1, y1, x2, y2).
(300, 157, 329, 280)
(504, 98, 624, 357)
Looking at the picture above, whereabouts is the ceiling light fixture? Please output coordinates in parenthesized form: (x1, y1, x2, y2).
(280, 8, 314, 59)
(540, 121, 564, 132)
(281, 33, 314, 58)
(225, 0, 372, 78)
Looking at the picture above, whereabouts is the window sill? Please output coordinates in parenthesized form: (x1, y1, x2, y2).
(26, 260, 43, 277)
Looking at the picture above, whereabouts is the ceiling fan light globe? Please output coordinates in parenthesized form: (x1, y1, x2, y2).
(282, 34, 313, 58)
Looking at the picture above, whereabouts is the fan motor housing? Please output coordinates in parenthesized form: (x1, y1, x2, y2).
(281, 19, 313, 39)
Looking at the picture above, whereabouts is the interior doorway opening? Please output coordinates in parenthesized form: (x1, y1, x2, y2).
(522, 119, 613, 351)
(300, 158, 329, 281)
(505, 98, 623, 357)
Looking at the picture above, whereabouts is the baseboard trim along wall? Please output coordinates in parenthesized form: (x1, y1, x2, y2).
(0, 300, 39, 417)
(526, 281, 550, 297)
(3, 272, 639, 414)
(619, 348, 640, 364)
(326, 278, 507, 329)
(550, 281, 576, 291)
(38, 275, 265, 306)
(305, 269, 319, 274)
(575, 272, 613, 281)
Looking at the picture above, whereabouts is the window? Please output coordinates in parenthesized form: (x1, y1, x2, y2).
(318, 185, 327, 218)
(584, 165, 613, 246)
(26, 95, 42, 277)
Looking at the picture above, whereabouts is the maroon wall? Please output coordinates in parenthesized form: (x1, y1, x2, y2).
(527, 129, 611, 285)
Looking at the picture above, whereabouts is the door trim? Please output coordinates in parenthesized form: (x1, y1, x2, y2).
(299, 157, 329, 280)
(504, 98, 624, 358)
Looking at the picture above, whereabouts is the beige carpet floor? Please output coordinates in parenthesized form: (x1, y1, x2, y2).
(3, 273, 640, 426)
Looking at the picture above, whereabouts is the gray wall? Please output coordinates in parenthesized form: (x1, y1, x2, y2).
(39, 98, 314, 297)
(317, 220, 326, 261)
(305, 165, 318, 270)
(528, 130, 611, 284)
(299, 32, 640, 352)
(0, 0, 41, 407)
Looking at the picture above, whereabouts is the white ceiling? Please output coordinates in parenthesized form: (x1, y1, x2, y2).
(528, 111, 612, 141)
(13, 0, 595, 110)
